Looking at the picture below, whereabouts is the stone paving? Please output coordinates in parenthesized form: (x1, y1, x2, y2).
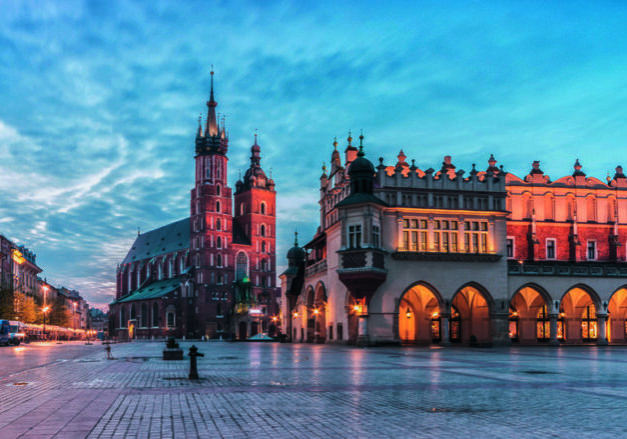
(2, 342, 627, 438)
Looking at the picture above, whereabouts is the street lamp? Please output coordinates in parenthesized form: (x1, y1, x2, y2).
(42, 306, 49, 340)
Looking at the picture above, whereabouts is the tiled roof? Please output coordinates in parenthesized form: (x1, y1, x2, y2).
(121, 218, 190, 265)
(115, 277, 181, 304)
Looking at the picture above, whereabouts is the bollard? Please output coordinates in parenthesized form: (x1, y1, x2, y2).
(188, 345, 204, 380)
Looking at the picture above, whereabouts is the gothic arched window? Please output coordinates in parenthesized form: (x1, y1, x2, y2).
(152, 303, 159, 327)
(141, 303, 147, 328)
(217, 253, 222, 267)
(216, 184, 221, 196)
(261, 202, 266, 215)
(236, 252, 248, 281)
(260, 224, 266, 237)
(217, 236, 222, 249)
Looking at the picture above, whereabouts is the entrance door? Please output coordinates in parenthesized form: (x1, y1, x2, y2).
(238, 321, 248, 340)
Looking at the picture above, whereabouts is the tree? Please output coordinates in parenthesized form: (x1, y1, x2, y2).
(49, 297, 71, 327)
(15, 293, 41, 323)
(0, 279, 14, 319)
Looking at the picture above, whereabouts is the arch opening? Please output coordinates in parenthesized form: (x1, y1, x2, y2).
(398, 284, 441, 345)
(451, 285, 491, 344)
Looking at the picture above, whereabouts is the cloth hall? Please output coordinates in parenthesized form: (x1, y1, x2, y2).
(110, 73, 279, 340)
(282, 134, 627, 347)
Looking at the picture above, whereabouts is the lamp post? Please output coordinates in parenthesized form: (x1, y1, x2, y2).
(42, 306, 49, 340)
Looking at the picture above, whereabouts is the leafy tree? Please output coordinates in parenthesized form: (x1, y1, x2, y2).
(0, 279, 14, 319)
(15, 293, 41, 323)
(49, 297, 71, 327)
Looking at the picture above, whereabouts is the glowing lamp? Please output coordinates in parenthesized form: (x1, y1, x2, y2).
(292, 312, 299, 318)
(353, 305, 361, 312)
(313, 309, 320, 315)
(406, 307, 412, 319)
(432, 312, 439, 318)
(11, 249, 25, 265)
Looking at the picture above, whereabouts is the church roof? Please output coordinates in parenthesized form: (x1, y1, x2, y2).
(121, 218, 190, 265)
(114, 276, 182, 304)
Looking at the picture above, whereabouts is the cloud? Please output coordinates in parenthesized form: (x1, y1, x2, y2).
(1, 0, 627, 306)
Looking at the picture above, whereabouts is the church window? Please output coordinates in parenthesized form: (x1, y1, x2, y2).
(167, 312, 175, 327)
(261, 241, 266, 253)
(120, 307, 126, 328)
(217, 236, 222, 249)
(127, 270, 132, 292)
(217, 219, 221, 231)
(158, 262, 163, 280)
(261, 202, 266, 215)
(260, 224, 266, 236)
(216, 201, 221, 212)
(217, 273, 222, 284)
(261, 259, 267, 271)
(169, 259, 173, 277)
(236, 252, 248, 281)
(348, 225, 362, 249)
(217, 254, 222, 267)
(216, 161, 221, 179)
(136, 269, 141, 288)
(180, 256, 185, 273)
(130, 304, 137, 321)
(240, 203, 246, 215)
(141, 303, 147, 328)
(152, 303, 159, 327)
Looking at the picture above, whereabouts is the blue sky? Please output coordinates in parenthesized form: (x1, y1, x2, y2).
(1, 1, 627, 307)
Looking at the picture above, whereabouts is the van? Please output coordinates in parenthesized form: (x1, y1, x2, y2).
(0, 320, 10, 346)
(8, 321, 25, 345)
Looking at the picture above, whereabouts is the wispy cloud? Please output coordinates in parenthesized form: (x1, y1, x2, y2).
(1, 0, 627, 305)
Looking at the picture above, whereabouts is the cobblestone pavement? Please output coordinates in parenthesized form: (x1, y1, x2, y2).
(2, 342, 627, 438)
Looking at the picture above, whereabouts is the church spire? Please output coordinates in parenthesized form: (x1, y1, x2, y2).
(205, 67, 218, 137)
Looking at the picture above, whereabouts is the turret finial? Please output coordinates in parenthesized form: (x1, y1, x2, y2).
(347, 130, 352, 146)
(333, 137, 338, 150)
(294, 231, 299, 246)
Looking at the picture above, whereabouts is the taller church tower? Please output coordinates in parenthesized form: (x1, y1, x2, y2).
(190, 70, 233, 334)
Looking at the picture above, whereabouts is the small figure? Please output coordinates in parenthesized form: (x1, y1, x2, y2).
(104, 343, 113, 360)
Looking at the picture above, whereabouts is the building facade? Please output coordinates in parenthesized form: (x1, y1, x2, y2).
(110, 73, 280, 340)
(282, 135, 627, 347)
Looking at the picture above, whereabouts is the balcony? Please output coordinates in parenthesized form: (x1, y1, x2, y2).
(337, 248, 387, 301)
(508, 260, 627, 277)
(305, 259, 327, 277)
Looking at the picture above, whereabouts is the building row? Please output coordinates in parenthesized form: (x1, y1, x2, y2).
(281, 136, 627, 346)
(0, 232, 97, 331)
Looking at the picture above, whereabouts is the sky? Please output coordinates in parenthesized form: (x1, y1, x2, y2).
(1, 1, 627, 308)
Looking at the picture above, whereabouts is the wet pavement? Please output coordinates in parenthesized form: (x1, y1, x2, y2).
(1, 341, 627, 438)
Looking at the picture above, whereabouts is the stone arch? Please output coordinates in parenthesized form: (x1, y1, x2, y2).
(398, 281, 443, 345)
(304, 285, 315, 342)
(607, 285, 627, 343)
(560, 284, 602, 343)
(313, 282, 328, 343)
(450, 282, 493, 344)
(510, 283, 552, 344)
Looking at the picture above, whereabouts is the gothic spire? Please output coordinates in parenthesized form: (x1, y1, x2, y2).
(205, 67, 218, 137)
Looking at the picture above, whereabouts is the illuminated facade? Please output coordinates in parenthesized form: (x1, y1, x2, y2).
(283, 137, 627, 346)
(111, 73, 279, 340)
(283, 135, 510, 346)
(507, 161, 627, 345)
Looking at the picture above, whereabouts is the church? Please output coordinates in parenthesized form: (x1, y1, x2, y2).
(282, 133, 627, 347)
(110, 72, 279, 340)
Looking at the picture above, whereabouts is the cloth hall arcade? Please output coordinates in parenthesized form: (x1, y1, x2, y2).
(282, 134, 627, 347)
